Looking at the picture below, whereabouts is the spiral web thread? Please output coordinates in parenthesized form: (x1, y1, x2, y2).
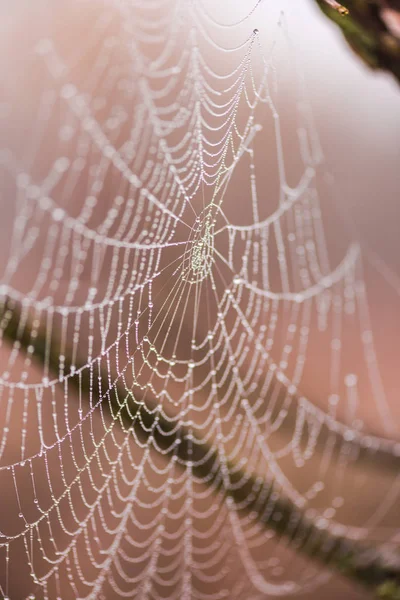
(0, 0, 399, 598)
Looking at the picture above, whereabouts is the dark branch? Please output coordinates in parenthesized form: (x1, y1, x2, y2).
(2, 297, 400, 597)
(317, 0, 400, 83)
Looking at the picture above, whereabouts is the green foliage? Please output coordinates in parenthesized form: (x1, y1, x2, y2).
(377, 580, 400, 600)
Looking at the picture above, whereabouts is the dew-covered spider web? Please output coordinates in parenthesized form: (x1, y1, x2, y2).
(0, 0, 400, 599)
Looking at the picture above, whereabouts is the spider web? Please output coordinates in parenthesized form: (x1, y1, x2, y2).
(0, 0, 399, 598)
